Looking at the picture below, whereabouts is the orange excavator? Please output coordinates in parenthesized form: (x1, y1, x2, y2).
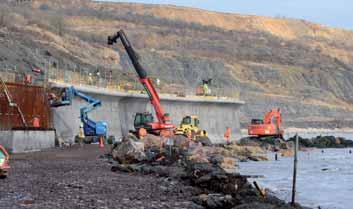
(248, 108, 284, 138)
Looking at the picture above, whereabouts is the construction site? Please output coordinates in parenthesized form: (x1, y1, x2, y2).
(3, 0, 353, 208)
(0, 27, 302, 209)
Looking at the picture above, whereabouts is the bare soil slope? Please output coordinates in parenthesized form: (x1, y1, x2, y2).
(1, 0, 353, 127)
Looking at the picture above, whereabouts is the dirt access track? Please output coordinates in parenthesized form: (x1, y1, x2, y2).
(0, 145, 199, 209)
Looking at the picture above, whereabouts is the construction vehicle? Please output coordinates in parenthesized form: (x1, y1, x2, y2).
(248, 108, 284, 138)
(176, 115, 207, 137)
(51, 86, 108, 142)
(108, 30, 175, 137)
(196, 79, 212, 96)
(175, 115, 212, 145)
(0, 145, 10, 178)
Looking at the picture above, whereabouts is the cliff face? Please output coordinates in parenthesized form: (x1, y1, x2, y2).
(1, 0, 353, 128)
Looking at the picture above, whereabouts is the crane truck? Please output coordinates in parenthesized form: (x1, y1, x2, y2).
(0, 145, 10, 178)
(248, 108, 284, 139)
(108, 30, 175, 137)
(51, 86, 108, 143)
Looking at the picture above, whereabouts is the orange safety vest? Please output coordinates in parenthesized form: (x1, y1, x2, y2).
(24, 75, 32, 84)
(138, 128, 147, 139)
(224, 127, 231, 141)
(32, 117, 40, 128)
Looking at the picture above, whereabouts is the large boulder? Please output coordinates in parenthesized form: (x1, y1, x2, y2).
(171, 135, 190, 150)
(187, 144, 238, 172)
(224, 144, 268, 161)
(192, 193, 235, 209)
(140, 134, 163, 149)
(112, 135, 146, 164)
(279, 149, 294, 157)
(186, 160, 246, 195)
(187, 142, 210, 164)
(220, 157, 237, 171)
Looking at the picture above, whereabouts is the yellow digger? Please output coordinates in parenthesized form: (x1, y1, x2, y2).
(176, 115, 212, 145)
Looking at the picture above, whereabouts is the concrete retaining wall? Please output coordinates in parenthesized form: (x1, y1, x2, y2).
(52, 84, 244, 144)
(0, 130, 55, 153)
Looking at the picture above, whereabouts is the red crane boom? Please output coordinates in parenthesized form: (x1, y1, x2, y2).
(108, 30, 175, 135)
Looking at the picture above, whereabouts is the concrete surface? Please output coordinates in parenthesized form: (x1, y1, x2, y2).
(51, 83, 244, 144)
(0, 130, 55, 153)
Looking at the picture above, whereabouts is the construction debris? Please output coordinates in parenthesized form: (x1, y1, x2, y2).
(287, 135, 353, 148)
(112, 134, 146, 164)
(238, 137, 294, 159)
(110, 134, 309, 209)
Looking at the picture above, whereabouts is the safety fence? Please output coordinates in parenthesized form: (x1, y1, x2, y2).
(47, 68, 240, 99)
(1, 68, 240, 100)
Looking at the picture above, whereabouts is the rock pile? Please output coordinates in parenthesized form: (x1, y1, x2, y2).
(288, 135, 353, 148)
(112, 135, 146, 164)
(110, 134, 310, 209)
(239, 137, 295, 157)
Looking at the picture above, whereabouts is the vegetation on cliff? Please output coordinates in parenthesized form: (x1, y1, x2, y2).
(1, 0, 353, 127)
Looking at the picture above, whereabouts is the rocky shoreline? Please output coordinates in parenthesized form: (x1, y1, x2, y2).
(109, 134, 310, 209)
(287, 135, 353, 149)
(0, 134, 314, 209)
(240, 134, 353, 152)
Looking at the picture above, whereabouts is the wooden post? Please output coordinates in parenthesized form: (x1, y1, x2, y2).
(253, 181, 266, 198)
(291, 134, 299, 205)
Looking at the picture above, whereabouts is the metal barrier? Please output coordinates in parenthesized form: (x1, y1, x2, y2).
(1, 67, 240, 100)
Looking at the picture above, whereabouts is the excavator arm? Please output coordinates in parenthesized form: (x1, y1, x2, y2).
(263, 108, 282, 129)
(108, 30, 174, 130)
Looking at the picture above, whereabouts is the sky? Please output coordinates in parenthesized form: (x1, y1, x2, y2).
(102, 0, 353, 30)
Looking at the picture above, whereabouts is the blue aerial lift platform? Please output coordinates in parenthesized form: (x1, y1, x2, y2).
(51, 86, 108, 140)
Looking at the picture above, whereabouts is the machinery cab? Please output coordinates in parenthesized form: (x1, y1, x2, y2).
(50, 87, 73, 107)
(83, 121, 108, 137)
(96, 121, 108, 136)
(181, 116, 199, 127)
(177, 115, 200, 133)
(134, 112, 154, 131)
(251, 119, 264, 125)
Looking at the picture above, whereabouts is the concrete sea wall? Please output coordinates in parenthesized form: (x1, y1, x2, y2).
(0, 130, 55, 153)
(52, 84, 244, 144)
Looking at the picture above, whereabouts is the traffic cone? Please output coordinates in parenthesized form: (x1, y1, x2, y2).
(99, 136, 104, 148)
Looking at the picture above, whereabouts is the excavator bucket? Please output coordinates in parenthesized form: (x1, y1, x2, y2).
(0, 145, 10, 178)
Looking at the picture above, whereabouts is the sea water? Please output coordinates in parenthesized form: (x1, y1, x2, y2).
(239, 148, 353, 209)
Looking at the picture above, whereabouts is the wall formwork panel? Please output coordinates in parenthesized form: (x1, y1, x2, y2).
(0, 82, 51, 130)
(52, 84, 244, 144)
